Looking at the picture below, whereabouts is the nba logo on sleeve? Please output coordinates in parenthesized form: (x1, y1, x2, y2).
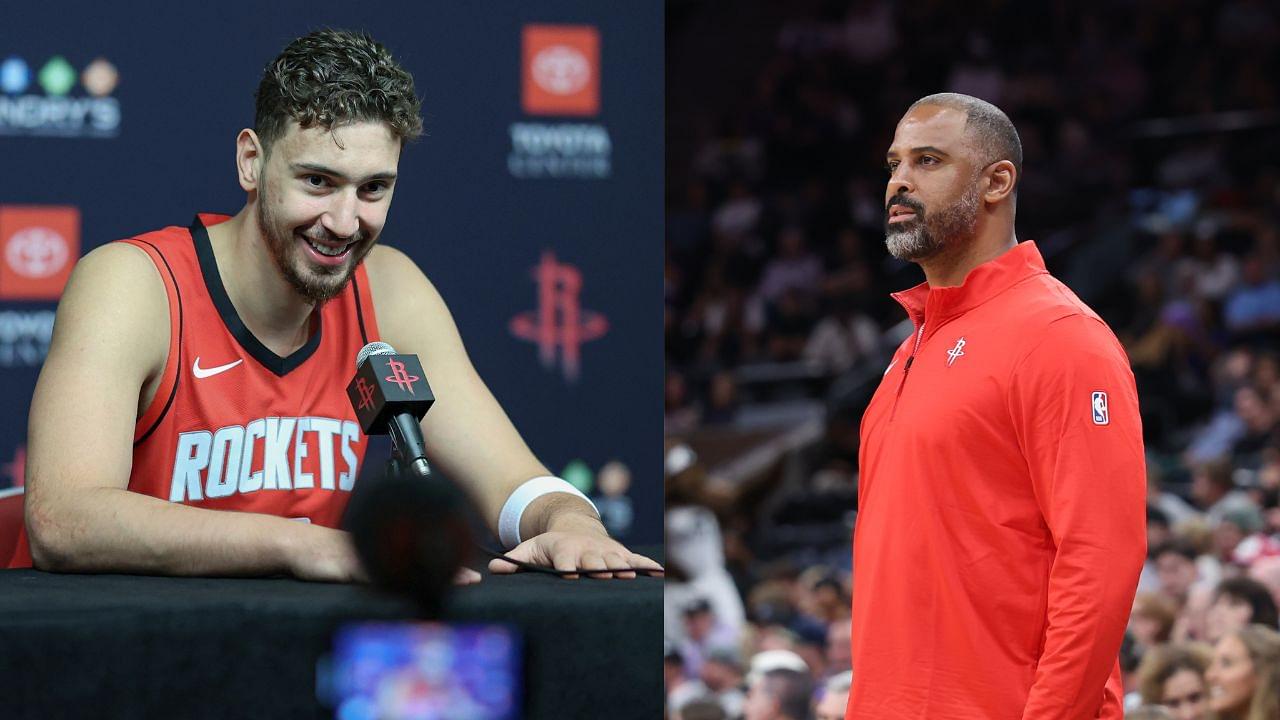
(1092, 391, 1109, 425)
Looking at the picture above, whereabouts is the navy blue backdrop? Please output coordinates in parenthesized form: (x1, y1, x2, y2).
(0, 2, 662, 544)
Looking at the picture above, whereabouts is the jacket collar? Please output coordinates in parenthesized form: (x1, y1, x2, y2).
(890, 241, 1048, 327)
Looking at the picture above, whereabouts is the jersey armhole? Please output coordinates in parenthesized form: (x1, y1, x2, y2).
(351, 262, 380, 344)
(119, 238, 182, 445)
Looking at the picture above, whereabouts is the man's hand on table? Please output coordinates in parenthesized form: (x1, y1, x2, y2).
(285, 525, 369, 583)
(487, 514, 664, 580)
(287, 525, 483, 585)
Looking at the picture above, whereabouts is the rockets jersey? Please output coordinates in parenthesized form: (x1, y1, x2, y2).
(9, 213, 379, 567)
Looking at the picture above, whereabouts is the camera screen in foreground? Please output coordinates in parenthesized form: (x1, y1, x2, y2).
(320, 622, 522, 720)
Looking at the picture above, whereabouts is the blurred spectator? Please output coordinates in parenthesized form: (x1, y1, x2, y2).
(1139, 505, 1176, 593)
(743, 664, 812, 720)
(1223, 254, 1280, 338)
(757, 227, 823, 304)
(665, 444, 746, 648)
(1190, 459, 1257, 528)
(676, 699, 729, 720)
(1213, 506, 1267, 565)
(704, 371, 741, 426)
(802, 295, 880, 373)
(1247, 556, 1280, 611)
(667, 642, 713, 718)
(1155, 539, 1208, 607)
(679, 598, 741, 681)
(1204, 624, 1280, 720)
(1205, 577, 1280, 644)
(824, 618, 852, 676)
(812, 670, 851, 720)
(700, 647, 747, 719)
(1149, 464, 1201, 528)
(1134, 641, 1212, 720)
(1130, 592, 1179, 655)
(1127, 706, 1176, 720)
(712, 181, 763, 239)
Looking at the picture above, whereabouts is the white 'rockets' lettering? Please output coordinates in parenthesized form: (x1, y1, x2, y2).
(264, 417, 296, 490)
(167, 417, 361, 504)
(293, 418, 313, 489)
(170, 431, 212, 502)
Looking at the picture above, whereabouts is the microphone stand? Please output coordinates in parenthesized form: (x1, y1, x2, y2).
(386, 414, 431, 479)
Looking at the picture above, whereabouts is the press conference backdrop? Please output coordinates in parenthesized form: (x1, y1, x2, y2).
(0, 2, 662, 544)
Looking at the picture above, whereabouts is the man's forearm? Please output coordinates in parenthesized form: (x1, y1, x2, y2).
(28, 486, 311, 577)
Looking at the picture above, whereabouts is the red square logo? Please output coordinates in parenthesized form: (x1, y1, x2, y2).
(522, 24, 600, 117)
(0, 205, 80, 300)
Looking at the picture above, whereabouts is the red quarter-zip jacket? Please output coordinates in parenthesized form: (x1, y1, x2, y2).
(849, 241, 1145, 719)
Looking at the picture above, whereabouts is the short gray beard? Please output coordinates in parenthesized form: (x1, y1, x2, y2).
(885, 185, 982, 262)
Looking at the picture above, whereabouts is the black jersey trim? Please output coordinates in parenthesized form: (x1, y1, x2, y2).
(134, 239, 182, 448)
(190, 215, 322, 377)
(351, 269, 369, 345)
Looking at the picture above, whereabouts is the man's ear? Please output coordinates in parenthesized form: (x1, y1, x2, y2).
(984, 160, 1017, 204)
(236, 129, 264, 192)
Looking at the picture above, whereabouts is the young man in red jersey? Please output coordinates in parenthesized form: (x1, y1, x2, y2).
(849, 93, 1145, 719)
(15, 30, 660, 584)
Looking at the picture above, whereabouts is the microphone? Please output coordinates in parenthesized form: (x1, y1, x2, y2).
(344, 341, 474, 615)
(347, 341, 434, 478)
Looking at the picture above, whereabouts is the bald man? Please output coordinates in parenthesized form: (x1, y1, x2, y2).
(849, 94, 1145, 718)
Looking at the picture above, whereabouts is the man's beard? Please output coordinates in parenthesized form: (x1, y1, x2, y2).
(256, 179, 373, 303)
(884, 184, 981, 262)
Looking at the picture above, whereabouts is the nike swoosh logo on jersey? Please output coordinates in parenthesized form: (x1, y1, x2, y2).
(192, 357, 243, 379)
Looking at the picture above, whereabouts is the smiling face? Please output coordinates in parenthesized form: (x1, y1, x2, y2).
(254, 120, 400, 302)
(1205, 633, 1257, 716)
(883, 105, 985, 262)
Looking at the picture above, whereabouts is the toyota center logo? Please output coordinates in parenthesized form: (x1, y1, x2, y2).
(6, 227, 69, 278)
(513, 25, 611, 179)
(531, 45, 591, 96)
(0, 205, 80, 300)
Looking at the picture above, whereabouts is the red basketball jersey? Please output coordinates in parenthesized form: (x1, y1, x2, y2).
(9, 213, 380, 567)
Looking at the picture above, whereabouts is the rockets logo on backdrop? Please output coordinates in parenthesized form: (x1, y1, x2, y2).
(508, 24, 612, 180)
(509, 251, 608, 383)
(0, 55, 120, 138)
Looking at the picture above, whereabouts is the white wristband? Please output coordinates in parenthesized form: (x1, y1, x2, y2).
(498, 476, 598, 549)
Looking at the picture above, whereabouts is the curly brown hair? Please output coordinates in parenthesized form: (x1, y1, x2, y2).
(254, 29, 423, 153)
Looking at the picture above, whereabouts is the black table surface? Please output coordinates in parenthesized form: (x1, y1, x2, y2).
(0, 565, 662, 719)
